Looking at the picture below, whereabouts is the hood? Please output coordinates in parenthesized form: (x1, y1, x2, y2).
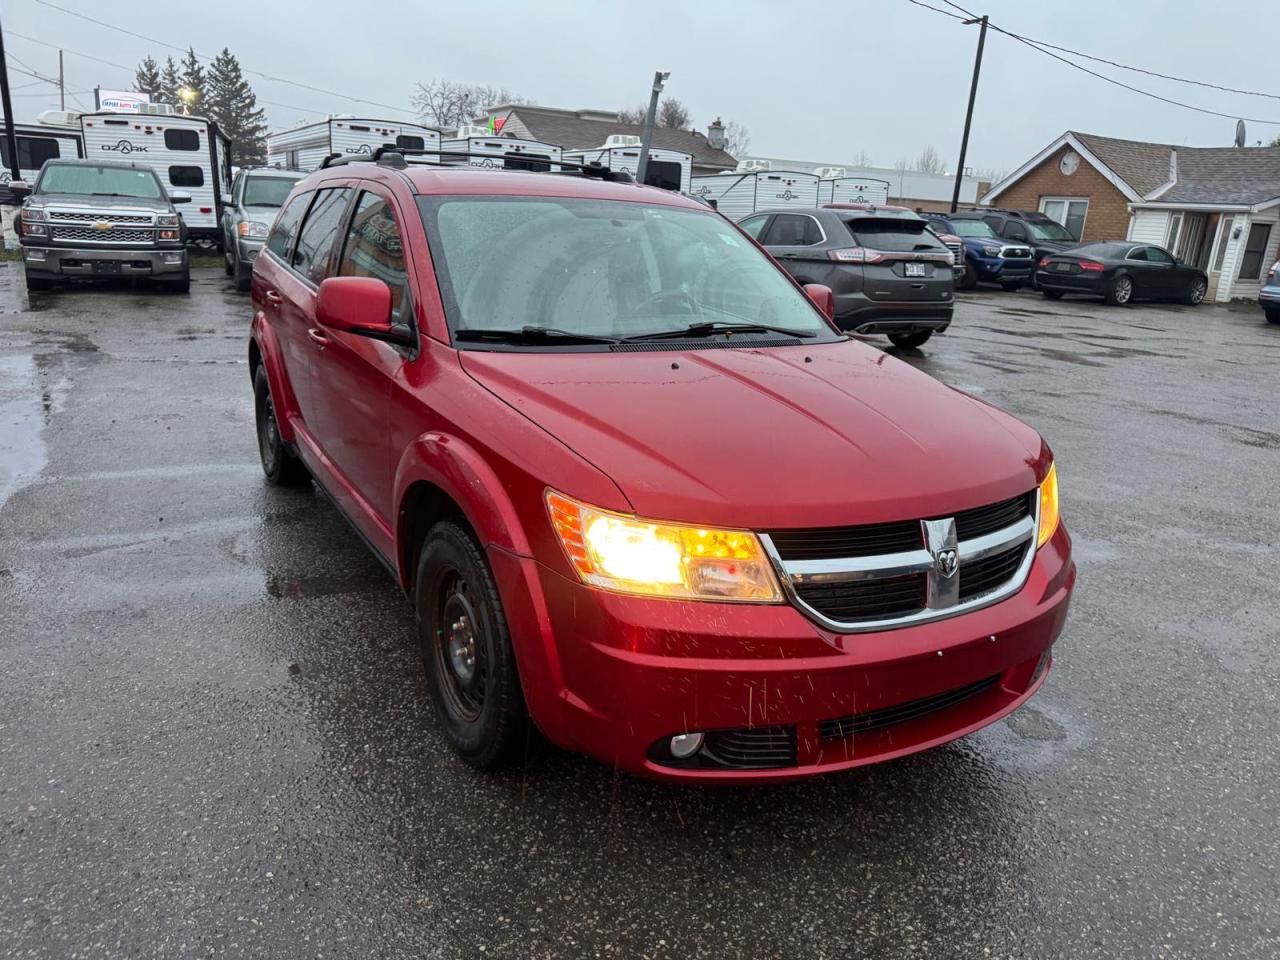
(1032, 238, 1072, 253)
(31, 192, 174, 213)
(460, 341, 1046, 530)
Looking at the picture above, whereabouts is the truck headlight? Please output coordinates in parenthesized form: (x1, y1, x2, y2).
(982, 244, 1001, 257)
(21, 206, 44, 222)
(546, 491, 782, 602)
(157, 214, 180, 227)
(1036, 462, 1060, 549)
(238, 221, 270, 239)
(23, 222, 48, 237)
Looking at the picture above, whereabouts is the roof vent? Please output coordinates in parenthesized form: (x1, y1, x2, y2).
(37, 109, 81, 127)
(138, 103, 179, 116)
(455, 124, 489, 139)
(814, 166, 846, 179)
(736, 158, 770, 173)
(604, 134, 642, 148)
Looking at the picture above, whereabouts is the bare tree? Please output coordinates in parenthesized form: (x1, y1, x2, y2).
(658, 98, 691, 129)
(970, 166, 1007, 184)
(722, 121, 750, 156)
(913, 145, 947, 175)
(850, 149, 873, 168)
(617, 104, 646, 124)
(412, 80, 524, 128)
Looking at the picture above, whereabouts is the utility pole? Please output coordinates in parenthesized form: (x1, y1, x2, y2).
(950, 14, 987, 213)
(635, 70, 669, 187)
(58, 49, 65, 111)
(0, 12, 21, 183)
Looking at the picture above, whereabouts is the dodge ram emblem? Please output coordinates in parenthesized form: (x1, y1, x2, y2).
(935, 548, 959, 579)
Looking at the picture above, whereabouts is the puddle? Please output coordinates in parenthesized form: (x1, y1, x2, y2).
(0, 353, 60, 509)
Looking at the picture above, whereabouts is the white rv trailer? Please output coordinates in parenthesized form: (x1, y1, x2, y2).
(1, 112, 85, 202)
(562, 136, 692, 193)
(689, 168, 820, 219)
(79, 109, 232, 242)
(267, 117, 441, 172)
(440, 126, 563, 171)
(817, 175, 891, 206)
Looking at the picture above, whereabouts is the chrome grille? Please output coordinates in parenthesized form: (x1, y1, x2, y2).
(945, 239, 964, 267)
(761, 493, 1039, 632)
(49, 210, 154, 225)
(1001, 245, 1033, 260)
(51, 225, 155, 244)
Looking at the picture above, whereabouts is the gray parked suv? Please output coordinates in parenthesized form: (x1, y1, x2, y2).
(221, 167, 306, 291)
(741, 204, 954, 348)
(12, 159, 191, 293)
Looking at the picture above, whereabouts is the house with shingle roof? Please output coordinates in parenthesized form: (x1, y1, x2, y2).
(982, 131, 1280, 301)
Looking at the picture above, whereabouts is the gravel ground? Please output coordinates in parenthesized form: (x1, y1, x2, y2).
(1, 265, 1278, 959)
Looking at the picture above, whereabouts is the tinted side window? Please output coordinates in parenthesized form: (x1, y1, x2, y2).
(762, 214, 823, 246)
(1145, 246, 1175, 265)
(164, 129, 200, 151)
(168, 165, 204, 187)
(266, 192, 309, 261)
(1127, 247, 1148, 261)
(338, 192, 408, 322)
(292, 188, 354, 284)
(1004, 222, 1029, 240)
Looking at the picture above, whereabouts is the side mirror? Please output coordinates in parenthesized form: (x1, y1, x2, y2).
(803, 283, 836, 322)
(6, 180, 30, 198)
(316, 276, 413, 346)
(170, 191, 191, 204)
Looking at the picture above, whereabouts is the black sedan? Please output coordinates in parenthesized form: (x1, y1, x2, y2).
(1036, 242, 1208, 306)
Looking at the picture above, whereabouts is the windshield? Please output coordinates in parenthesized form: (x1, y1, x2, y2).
(1026, 218, 1074, 241)
(843, 217, 946, 252)
(418, 196, 834, 341)
(243, 176, 297, 208)
(949, 220, 998, 239)
(36, 164, 162, 199)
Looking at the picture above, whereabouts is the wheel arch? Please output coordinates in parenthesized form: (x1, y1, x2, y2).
(248, 316, 299, 443)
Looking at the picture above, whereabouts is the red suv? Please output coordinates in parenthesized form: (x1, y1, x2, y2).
(249, 153, 1075, 783)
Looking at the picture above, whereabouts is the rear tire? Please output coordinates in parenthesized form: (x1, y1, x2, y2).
(415, 520, 529, 769)
(253, 364, 308, 486)
(1105, 274, 1134, 306)
(888, 330, 933, 349)
(1042, 290, 1064, 300)
(24, 274, 53, 292)
(1184, 277, 1207, 306)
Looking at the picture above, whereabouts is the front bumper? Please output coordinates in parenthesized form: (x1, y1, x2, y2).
(236, 237, 265, 263)
(1258, 284, 1280, 306)
(973, 257, 1034, 283)
(21, 243, 188, 278)
(491, 525, 1075, 783)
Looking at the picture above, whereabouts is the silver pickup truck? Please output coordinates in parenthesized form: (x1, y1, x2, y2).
(12, 158, 191, 293)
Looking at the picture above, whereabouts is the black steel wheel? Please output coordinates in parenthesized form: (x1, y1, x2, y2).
(253, 364, 308, 486)
(416, 520, 529, 768)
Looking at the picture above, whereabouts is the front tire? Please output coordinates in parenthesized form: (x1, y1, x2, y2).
(233, 250, 252, 293)
(1042, 290, 1064, 300)
(24, 274, 53, 292)
(159, 271, 191, 294)
(1105, 274, 1134, 306)
(416, 521, 529, 769)
(253, 364, 308, 486)
(959, 262, 977, 290)
(1184, 278, 1207, 306)
(1266, 307, 1280, 325)
(888, 330, 933, 349)
(1000, 281, 1023, 292)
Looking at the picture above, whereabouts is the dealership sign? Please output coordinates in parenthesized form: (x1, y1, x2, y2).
(94, 88, 151, 112)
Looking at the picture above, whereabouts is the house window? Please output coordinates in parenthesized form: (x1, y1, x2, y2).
(1040, 197, 1088, 240)
(1165, 212, 1183, 251)
(1238, 223, 1273, 280)
(1212, 219, 1232, 272)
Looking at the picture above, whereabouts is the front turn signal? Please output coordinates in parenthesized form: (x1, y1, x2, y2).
(1037, 462, 1060, 549)
(545, 491, 783, 602)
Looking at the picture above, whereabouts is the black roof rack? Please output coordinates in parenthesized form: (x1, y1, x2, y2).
(319, 146, 634, 183)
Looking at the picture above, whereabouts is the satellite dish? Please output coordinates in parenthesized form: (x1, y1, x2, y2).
(1235, 119, 1246, 148)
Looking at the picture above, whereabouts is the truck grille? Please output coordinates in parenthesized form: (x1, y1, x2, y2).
(945, 239, 963, 266)
(761, 493, 1038, 631)
(48, 211, 154, 225)
(51, 225, 155, 244)
(1001, 245, 1033, 260)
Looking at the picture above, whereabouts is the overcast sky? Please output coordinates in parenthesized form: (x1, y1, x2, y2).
(7, 0, 1278, 174)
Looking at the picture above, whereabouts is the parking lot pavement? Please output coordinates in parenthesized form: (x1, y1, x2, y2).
(1, 265, 1278, 959)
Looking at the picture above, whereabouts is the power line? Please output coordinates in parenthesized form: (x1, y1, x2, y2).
(34, 0, 418, 117)
(917, 0, 1280, 125)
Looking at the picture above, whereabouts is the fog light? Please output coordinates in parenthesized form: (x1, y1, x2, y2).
(669, 732, 705, 759)
(162, 252, 184, 264)
(24, 248, 46, 261)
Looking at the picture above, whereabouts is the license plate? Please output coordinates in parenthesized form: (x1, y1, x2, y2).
(92, 261, 122, 275)
(1053, 262, 1072, 272)
(905, 262, 927, 277)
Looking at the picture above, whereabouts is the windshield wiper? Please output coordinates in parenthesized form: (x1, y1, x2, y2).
(624, 321, 819, 341)
(454, 326, 621, 345)
(89, 192, 138, 198)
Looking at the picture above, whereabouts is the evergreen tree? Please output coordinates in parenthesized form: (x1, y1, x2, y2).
(159, 56, 182, 106)
(206, 48, 267, 166)
(134, 56, 162, 101)
(179, 47, 207, 114)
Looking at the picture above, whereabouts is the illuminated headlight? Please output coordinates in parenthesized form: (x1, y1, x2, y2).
(982, 244, 1001, 257)
(1036, 462, 1060, 549)
(21, 206, 44, 222)
(238, 220, 270, 239)
(546, 491, 782, 602)
(157, 214, 180, 227)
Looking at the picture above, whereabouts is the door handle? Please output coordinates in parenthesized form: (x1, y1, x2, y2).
(263, 290, 283, 306)
(307, 328, 330, 348)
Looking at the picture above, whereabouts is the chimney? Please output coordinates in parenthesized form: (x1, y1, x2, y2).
(707, 117, 726, 151)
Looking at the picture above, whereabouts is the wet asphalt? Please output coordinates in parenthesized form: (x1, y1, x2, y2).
(1, 264, 1278, 959)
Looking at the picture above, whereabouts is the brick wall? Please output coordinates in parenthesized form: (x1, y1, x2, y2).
(989, 145, 1133, 242)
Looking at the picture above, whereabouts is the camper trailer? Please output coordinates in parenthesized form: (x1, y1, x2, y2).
(79, 108, 231, 244)
(815, 168, 891, 206)
(563, 135, 692, 193)
(690, 162, 820, 219)
(1, 112, 84, 202)
(267, 118, 441, 172)
(440, 126, 562, 170)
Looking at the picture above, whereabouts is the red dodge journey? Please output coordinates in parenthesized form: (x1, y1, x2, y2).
(248, 150, 1074, 783)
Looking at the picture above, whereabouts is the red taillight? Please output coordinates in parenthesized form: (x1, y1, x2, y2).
(1079, 261, 1105, 272)
(1038, 257, 1051, 268)
(199, 207, 213, 214)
